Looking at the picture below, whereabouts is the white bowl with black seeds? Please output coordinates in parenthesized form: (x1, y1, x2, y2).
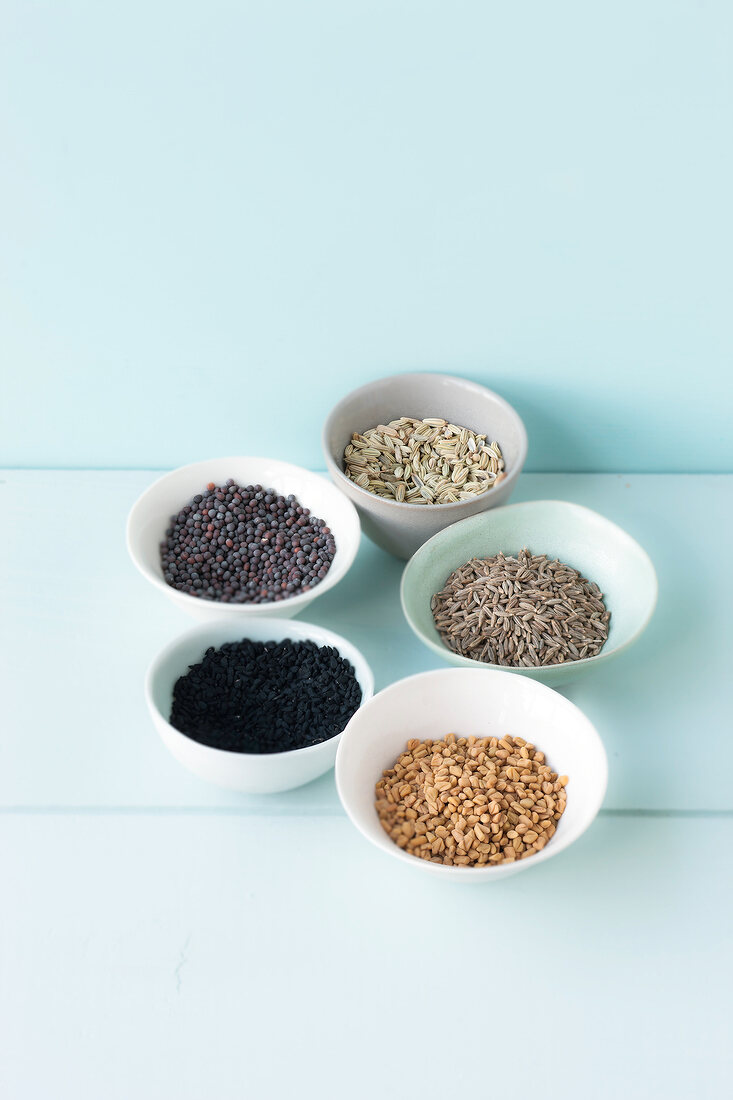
(146, 618, 374, 793)
(127, 456, 361, 620)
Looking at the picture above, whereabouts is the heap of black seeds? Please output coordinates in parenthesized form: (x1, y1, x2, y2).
(160, 480, 336, 603)
(170, 639, 362, 753)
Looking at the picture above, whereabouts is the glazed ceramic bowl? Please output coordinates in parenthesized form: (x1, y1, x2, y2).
(336, 668, 607, 880)
(127, 456, 361, 620)
(322, 372, 527, 559)
(146, 618, 374, 794)
(401, 500, 658, 686)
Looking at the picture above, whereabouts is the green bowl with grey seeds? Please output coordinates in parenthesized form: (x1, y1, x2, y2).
(400, 500, 658, 686)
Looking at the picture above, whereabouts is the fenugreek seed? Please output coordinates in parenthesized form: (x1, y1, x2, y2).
(374, 733, 567, 869)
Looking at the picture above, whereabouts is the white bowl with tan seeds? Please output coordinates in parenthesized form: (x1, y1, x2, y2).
(335, 668, 608, 880)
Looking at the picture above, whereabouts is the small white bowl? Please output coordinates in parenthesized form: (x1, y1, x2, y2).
(335, 668, 607, 880)
(146, 618, 374, 794)
(127, 456, 361, 620)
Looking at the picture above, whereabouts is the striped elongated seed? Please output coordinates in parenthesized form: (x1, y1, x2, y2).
(343, 417, 504, 505)
(431, 549, 609, 669)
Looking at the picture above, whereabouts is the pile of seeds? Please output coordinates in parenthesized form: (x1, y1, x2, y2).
(160, 480, 336, 603)
(376, 733, 567, 866)
(431, 549, 610, 667)
(343, 417, 505, 504)
(170, 638, 362, 753)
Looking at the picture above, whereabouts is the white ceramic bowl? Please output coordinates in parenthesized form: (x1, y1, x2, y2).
(146, 618, 374, 794)
(127, 456, 361, 620)
(336, 668, 607, 880)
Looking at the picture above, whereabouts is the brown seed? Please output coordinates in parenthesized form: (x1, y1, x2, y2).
(431, 549, 610, 667)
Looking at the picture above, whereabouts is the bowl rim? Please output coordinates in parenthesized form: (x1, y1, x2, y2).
(321, 371, 528, 512)
(145, 616, 376, 763)
(126, 455, 362, 614)
(334, 666, 609, 878)
(400, 498, 659, 675)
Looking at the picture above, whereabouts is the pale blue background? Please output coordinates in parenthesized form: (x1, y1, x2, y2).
(2, 0, 732, 470)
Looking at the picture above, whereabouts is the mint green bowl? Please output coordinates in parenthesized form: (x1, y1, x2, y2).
(400, 500, 658, 686)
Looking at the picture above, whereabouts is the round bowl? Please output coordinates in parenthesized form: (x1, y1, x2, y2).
(322, 372, 527, 559)
(127, 456, 361, 620)
(401, 499, 658, 686)
(335, 668, 607, 880)
(146, 618, 374, 794)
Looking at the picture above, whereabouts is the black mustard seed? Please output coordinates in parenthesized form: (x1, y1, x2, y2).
(160, 480, 336, 603)
(170, 638, 362, 753)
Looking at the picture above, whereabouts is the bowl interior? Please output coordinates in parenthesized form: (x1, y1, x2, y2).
(324, 373, 527, 486)
(336, 668, 607, 874)
(127, 456, 360, 604)
(402, 500, 657, 667)
(148, 618, 375, 752)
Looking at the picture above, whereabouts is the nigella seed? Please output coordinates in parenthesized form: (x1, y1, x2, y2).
(170, 639, 362, 754)
(159, 481, 336, 603)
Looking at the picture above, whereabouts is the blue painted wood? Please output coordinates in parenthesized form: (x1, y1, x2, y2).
(1, 471, 731, 811)
(1, 812, 730, 1099)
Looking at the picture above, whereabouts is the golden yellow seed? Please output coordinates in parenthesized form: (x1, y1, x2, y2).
(374, 734, 567, 869)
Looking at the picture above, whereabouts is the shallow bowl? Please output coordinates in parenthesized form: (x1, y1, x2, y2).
(335, 668, 607, 880)
(127, 456, 361, 620)
(401, 499, 658, 686)
(322, 372, 527, 559)
(146, 618, 374, 794)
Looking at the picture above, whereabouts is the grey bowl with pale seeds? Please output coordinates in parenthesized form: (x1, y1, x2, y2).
(322, 372, 528, 559)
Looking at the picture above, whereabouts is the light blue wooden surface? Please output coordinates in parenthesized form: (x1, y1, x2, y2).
(2, 1, 732, 472)
(2, 813, 731, 1099)
(2, 471, 732, 1099)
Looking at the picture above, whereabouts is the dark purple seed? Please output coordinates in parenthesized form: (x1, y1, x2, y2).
(159, 481, 337, 604)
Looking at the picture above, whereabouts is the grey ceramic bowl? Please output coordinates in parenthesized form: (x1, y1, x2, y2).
(401, 500, 658, 686)
(322, 372, 528, 559)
